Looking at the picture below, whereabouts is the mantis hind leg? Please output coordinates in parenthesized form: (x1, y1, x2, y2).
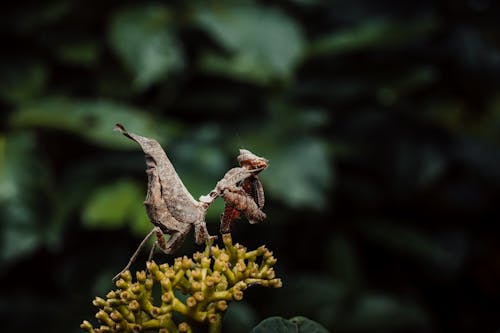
(112, 227, 157, 282)
(154, 224, 192, 255)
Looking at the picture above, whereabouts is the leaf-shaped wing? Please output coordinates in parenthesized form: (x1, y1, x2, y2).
(114, 124, 202, 225)
(250, 176, 265, 208)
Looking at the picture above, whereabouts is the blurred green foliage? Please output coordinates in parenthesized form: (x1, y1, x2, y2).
(1, 0, 500, 332)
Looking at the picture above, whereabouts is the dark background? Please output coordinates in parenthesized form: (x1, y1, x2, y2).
(1, 0, 500, 332)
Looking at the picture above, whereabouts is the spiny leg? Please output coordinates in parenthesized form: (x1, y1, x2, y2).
(147, 227, 168, 261)
(194, 219, 216, 244)
(220, 205, 241, 234)
(155, 225, 191, 254)
(112, 227, 157, 282)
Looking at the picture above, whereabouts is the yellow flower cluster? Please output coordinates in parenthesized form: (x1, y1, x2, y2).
(81, 234, 281, 333)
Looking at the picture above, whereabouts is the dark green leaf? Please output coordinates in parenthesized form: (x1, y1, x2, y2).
(236, 108, 333, 209)
(0, 132, 49, 262)
(262, 138, 331, 209)
(82, 179, 150, 236)
(251, 316, 330, 333)
(9, 97, 172, 149)
(109, 5, 184, 90)
(308, 17, 438, 57)
(195, 3, 304, 84)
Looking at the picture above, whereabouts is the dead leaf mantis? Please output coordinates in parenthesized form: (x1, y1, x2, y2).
(112, 124, 268, 281)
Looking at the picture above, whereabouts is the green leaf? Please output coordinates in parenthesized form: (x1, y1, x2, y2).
(235, 107, 333, 209)
(9, 97, 173, 149)
(261, 138, 331, 209)
(308, 17, 438, 57)
(290, 317, 331, 333)
(0, 132, 49, 262)
(82, 179, 150, 235)
(195, 3, 304, 84)
(251, 316, 330, 333)
(109, 5, 184, 90)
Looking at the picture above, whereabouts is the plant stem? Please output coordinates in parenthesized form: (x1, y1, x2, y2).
(208, 314, 223, 333)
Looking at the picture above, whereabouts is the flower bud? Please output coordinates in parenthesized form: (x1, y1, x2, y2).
(219, 252, 230, 262)
(110, 310, 122, 321)
(222, 233, 232, 244)
(235, 261, 246, 272)
(128, 300, 140, 311)
(214, 259, 227, 272)
(106, 291, 117, 299)
(191, 281, 202, 291)
(165, 268, 175, 279)
(115, 279, 128, 289)
(216, 300, 228, 311)
(270, 278, 282, 288)
(151, 307, 161, 316)
(194, 291, 205, 302)
(183, 257, 193, 268)
(80, 320, 93, 330)
(237, 248, 246, 259)
(120, 291, 131, 301)
(131, 283, 141, 294)
(205, 276, 214, 287)
(265, 269, 275, 279)
(265, 256, 277, 266)
(201, 257, 211, 269)
(136, 271, 147, 283)
(178, 322, 190, 332)
(212, 271, 222, 283)
(191, 268, 202, 280)
(161, 292, 172, 303)
(211, 246, 221, 257)
(93, 297, 107, 307)
(120, 270, 132, 282)
(186, 296, 197, 308)
(160, 278, 171, 289)
(173, 258, 182, 270)
(208, 313, 218, 324)
(193, 252, 203, 262)
(235, 281, 247, 290)
(233, 290, 244, 301)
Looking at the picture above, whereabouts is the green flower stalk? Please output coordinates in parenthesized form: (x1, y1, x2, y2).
(81, 234, 282, 333)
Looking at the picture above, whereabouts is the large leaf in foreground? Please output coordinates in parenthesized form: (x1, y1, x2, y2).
(251, 316, 330, 333)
